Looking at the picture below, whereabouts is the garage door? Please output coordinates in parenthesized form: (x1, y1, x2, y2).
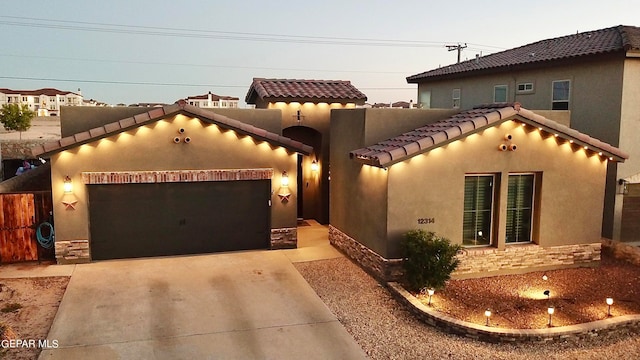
(88, 180, 271, 260)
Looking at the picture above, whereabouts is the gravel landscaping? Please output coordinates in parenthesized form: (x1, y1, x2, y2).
(295, 256, 640, 360)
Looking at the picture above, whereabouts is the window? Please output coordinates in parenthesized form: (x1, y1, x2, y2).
(60, 97, 65, 102)
(50, 97, 56, 102)
(552, 80, 570, 110)
(419, 90, 431, 109)
(452, 88, 461, 108)
(517, 82, 534, 92)
(34, 97, 39, 103)
(22, 96, 27, 102)
(506, 174, 535, 243)
(463, 175, 495, 246)
(494, 85, 508, 102)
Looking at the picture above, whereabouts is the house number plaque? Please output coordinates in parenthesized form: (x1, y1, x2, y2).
(417, 218, 435, 224)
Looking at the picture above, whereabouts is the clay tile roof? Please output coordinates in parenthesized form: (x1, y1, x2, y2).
(32, 102, 312, 158)
(407, 25, 640, 82)
(245, 78, 367, 105)
(0, 87, 81, 96)
(350, 103, 628, 168)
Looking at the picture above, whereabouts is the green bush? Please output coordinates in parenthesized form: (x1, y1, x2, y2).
(401, 230, 462, 292)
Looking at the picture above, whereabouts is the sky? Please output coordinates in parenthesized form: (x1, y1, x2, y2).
(1, 0, 638, 107)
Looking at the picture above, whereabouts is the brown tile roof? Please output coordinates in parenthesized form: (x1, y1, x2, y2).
(32, 100, 312, 158)
(245, 78, 367, 104)
(0, 88, 81, 96)
(407, 25, 640, 82)
(186, 92, 239, 101)
(350, 103, 628, 168)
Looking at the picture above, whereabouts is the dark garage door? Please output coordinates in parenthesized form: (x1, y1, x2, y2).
(88, 180, 271, 260)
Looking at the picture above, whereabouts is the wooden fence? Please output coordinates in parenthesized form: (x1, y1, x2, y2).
(0, 192, 53, 263)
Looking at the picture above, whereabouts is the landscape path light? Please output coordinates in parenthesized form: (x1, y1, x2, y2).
(484, 309, 491, 326)
(606, 298, 614, 316)
(547, 306, 555, 327)
(427, 288, 435, 306)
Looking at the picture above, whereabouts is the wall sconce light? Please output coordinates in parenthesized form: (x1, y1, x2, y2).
(63, 176, 73, 194)
(606, 297, 613, 316)
(278, 171, 291, 203)
(547, 306, 555, 327)
(484, 309, 492, 326)
(311, 159, 319, 172)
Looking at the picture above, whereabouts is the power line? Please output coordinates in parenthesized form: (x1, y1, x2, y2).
(0, 53, 410, 74)
(0, 75, 414, 91)
(0, 15, 505, 52)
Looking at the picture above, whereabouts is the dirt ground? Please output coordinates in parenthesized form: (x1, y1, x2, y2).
(0, 277, 69, 360)
(417, 252, 640, 329)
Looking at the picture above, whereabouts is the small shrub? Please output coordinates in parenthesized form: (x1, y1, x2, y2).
(1, 302, 22, 313)
(401, 230, 462, 292)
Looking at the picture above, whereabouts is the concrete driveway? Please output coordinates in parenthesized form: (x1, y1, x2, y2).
(39, 249, 366, 359)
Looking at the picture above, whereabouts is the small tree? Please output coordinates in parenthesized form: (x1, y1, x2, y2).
(401, 230, 462, 292)
(0, 103, 35, 139)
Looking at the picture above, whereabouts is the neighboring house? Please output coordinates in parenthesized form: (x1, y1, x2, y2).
(245, 78, 367, 224)
(32, 101, 311, 264)
(330, 103, 627, 280)
(406, 25, 640, 242)
(0, 88, 83, 116)
(184, 91, 239, 109)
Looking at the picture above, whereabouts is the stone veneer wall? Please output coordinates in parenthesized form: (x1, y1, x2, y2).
(270, 228, 297, 249)
(454, 243, 601, 278)
(602, 239, 640, 266)
(55, 240, 90, 264)
(328, 226, 403, 282)
(329, 226, 601, 281)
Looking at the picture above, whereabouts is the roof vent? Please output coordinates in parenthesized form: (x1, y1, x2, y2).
(529, 52, 535, 57)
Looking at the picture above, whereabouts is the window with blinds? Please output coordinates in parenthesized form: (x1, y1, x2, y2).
(463, 175, 494, 246)
(506, 174, 534, 243)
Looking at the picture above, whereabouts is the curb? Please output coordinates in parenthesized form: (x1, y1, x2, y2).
(387, 282, 640, 343)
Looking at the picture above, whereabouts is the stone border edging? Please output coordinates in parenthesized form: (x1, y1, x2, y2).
(387, 282, 640, 343)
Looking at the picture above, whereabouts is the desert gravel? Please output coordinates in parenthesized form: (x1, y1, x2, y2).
(295, 257, 640, 360)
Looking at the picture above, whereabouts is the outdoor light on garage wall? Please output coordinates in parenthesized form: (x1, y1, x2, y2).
(63, 176, 73, 194)
(311, 159, 319, 172)
(281, 171, 289, 188)
(278, 171, 291, 203)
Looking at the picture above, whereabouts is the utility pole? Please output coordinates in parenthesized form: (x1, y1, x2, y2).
(446, 43, 467, 63)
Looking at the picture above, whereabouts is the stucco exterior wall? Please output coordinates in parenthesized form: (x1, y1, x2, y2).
(50, 113, 298, 246)
(385, 119, 608, 258)
(415, 56, 626, 240)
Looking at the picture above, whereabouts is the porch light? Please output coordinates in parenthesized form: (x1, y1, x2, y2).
(547, 306, 555, 327)
(606, 298, 613, 316)
(63, 176, 73, 194)
(311, 159, 319, 172)
(484, 309, 492, 326)
(281, 171, 289, 188)
(427, 288, 434, 306)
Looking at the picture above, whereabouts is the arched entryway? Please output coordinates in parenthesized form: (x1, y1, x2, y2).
(283, 126, 327, 224)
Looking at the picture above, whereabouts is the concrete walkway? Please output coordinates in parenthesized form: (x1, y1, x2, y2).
(36, 222, 364, 360)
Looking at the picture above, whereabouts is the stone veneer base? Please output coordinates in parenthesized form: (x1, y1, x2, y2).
(55, 240, 90, 264)
(388, 282, 640, 344)
(329, 225, 602, 281)
(270, 227, 297, 249)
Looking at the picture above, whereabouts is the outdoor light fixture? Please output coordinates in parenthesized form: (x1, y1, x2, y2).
(543, 290, 550, 300)
(278, 171, 291, 203)
(281, 171, 289, 188)
(485, 309, 492, 326)
(427, 288, 435, 306)
(311, 159, 319, 172)
(547, 306, 555, 327)
(63, 176, 73, 194)
(542, 274, 548, 281)
(606, 298, 614, 316)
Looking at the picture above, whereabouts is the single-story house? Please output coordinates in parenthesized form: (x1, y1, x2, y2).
(32, 101, 311, 264)
(329, 103, 628, 280)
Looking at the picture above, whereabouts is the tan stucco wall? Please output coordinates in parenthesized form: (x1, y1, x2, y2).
(384, 119, 607, 258)
(330, 108, 462, 257)
(50, 114, 298, 244)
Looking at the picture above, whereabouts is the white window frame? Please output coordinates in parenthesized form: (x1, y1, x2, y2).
(517, 82, 534, 93)
(452, 88, 461, 108)
(505, 173, 536, 244)
(552, 80, 571, 110)
(493, 85, 508, 102)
